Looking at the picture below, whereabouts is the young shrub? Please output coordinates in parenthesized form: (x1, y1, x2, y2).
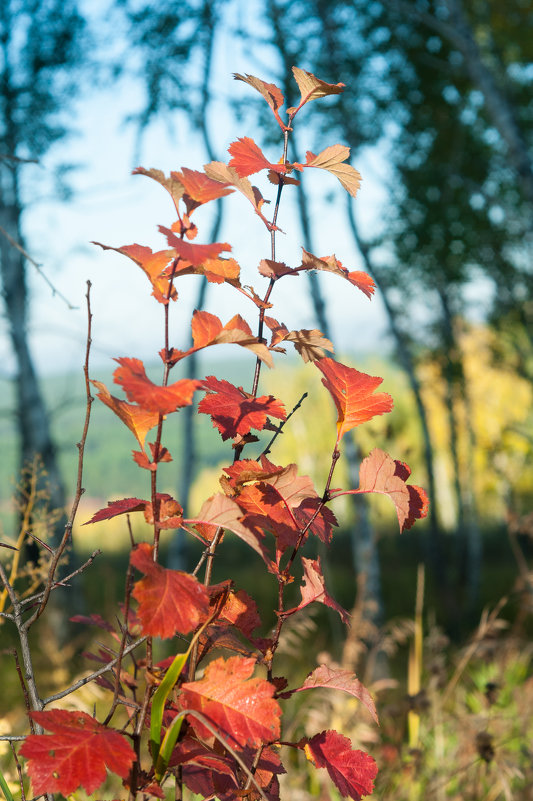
(5, 67, 428, 800)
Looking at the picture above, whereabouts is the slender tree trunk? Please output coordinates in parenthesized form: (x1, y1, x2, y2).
(347, 201, 446, 582)
(0, 164, 66, 546)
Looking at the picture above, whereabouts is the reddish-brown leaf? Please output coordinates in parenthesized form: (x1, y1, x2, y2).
(228, 137, 288, 178)
(331, 448, 429, 532)
(131, 542, 209, 638)
(305, 730, 377, 800)
(143, 493, 184, 529)
(299, 250, 375, 299)
(204, 161, 270, 224)
(304, 146, 361, 198)
(233, 73, 285, 125)
(315, 358, 393, 443)
(180, 656, 281, 749)
(290, 67, 345, 114)
(20, 709, 135, 796)
(289, 557, 350, 624)
(91, 380, 160, 449)
(84, 497, 147, 525)
(217, 589, 262, 639)
(92, 242, 177, 303)
(293, 665, 377, 723)
(132, 167, 185, 215)
(186, 493, 271, 564)
(198, 377, 286, 440)
(113, 357, 202, 414)
(259, 259, 297, 279)
(221, 457, 286, 493)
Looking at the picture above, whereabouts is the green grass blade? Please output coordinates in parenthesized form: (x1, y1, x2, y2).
(0, 766, 15, 801)
(155, 711, 185, 781)
(149, 650, 189, 764)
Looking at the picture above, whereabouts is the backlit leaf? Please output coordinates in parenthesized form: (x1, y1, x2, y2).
(131, 542, 209, 638)
(233, 73, 285, 122)
(20, 709, 135, 796)
(305, 730, 377, 800)
(113, 357, 202, 414)
(84, 497, 147, 525)
(293, 665, 377, 723)
(204, 161, 270, 225)
(300, 250, 374, 298)
(305, 146, 361, 198)
(92, 242, 177, 303)
(198, 376, 285, 440)
(228, 137, 288, 178)
(91, 380, 160, 449)
(175, 166, 234, 211)
(290, 67, 345, 114)
(289, 557, 350, 624)
(132, 166, 185, 215)
(331, 448, 429, 532)
(157, 230, 232, 266)
(315, 358, 393, 443)
(168, 310, 272, 367)
(180, 655, 281, 749)
(186, 493, 271, 564)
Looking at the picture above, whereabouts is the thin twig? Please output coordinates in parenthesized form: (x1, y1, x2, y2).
(260, 391, 308, 457)
(24, 282, 94, 628)
(41, 636, 148, 706)
(0, 223, 76, 309)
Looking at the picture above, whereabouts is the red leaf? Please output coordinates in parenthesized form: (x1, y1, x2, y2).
(218, 589, 262, 639)
(331, 448, 429, 532)
(305, 730, 377, 800)
(292, 665, 377, 723)
(20, 710, 135, 796)
(228, 137, 288, 178)
(198, 377, 286, 440)
(288, 557, 350, 624)
(315, 358, 393, 443)
(131, 543, 209, 638)
(84, 497, 147, 525)
(180, 655, 281, 749)
(91, 379, 160, 449)
(113, 357, 202, 414)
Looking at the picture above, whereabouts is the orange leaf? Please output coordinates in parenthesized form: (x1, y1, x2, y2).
(168, 310, 273, 367)
(91, 380, 160, 449)
(304, 146, 361, 198)
(204, 161, 270, 225)
(113, 357, 202, 414)
(92, 242, 177, 303)
(300, 249, 374, 298)
(180, 655, 281, 749)
(20, 710, 135, 797)
(233, 73, 284, 116)
(175, 166, 234, 212)
(228, 137, 288, 178)
(131, 542, 209, 638)
(158, 230, 232, 266)
(315, 358, 393, 443)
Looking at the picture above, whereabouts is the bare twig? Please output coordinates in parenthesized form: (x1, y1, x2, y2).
(41, 636, 148, 706)
(0, 223, 76, 309)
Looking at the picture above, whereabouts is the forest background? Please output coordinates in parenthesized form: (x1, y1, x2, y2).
(0, 0, 532, 644)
